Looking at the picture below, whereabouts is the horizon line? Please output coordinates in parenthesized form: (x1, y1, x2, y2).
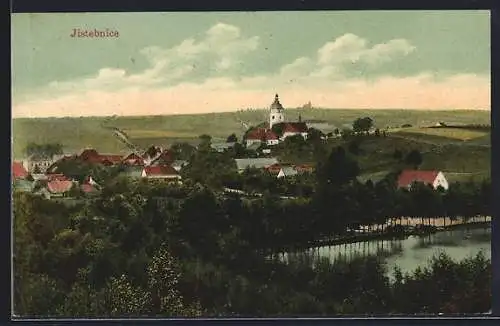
(12, 107, 491, 119)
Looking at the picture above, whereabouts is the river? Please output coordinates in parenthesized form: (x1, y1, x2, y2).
(284, 225, 491, 278)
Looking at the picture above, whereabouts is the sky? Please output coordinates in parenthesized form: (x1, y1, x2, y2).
(11, 11, 490, 118)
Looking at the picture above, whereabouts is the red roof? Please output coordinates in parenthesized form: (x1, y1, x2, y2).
(143, 165, 179, 177)
(47, 180, 74, 193)
(246, 128, 279, 141)
(12, 161, 28, 179)
(46, 173, 70, 181)
(80, 149, 100, 160)
(295, 164, 315, 173)
(397, 170, 440, 188)
(282, 122, 308, 134)
(265, 130, 279, 140)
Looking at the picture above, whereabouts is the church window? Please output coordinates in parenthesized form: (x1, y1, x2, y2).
(272, 115, 275, 120)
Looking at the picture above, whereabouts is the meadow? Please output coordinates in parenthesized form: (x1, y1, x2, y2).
(12, 108, 490, 159)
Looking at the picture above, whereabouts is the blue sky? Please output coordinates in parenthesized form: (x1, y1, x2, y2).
(11, 11, 490, 117)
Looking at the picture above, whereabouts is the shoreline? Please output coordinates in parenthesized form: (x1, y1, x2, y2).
(279, 220, 491, 252)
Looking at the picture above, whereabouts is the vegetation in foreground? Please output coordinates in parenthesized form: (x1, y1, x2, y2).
(13, 172, 491, 317)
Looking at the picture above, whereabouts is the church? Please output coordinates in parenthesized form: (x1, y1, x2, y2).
(244, 94, 309, 147)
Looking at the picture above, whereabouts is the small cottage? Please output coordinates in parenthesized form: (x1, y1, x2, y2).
(397, 170, 449, 191)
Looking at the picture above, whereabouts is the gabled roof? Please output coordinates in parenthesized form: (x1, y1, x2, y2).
(282, 122, 308, 134)
(279, 166, 298, 177)
(12, 161, 28, 179)
(397, 170, 440, 188)
(80, 149, 100, 160)
(143, 165, 179, 176)
(246, 128, 279, 141)
(123, 153, 142, 161)
(246, 128, 268, 140)
(47, 180, 74, 193)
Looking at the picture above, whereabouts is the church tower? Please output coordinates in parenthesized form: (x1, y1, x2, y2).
(269, 94, 285, 129)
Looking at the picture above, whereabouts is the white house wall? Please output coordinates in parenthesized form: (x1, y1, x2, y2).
(432, 172, 449, 190)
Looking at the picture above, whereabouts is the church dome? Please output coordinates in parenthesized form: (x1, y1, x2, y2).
(270, 94, 284, 111)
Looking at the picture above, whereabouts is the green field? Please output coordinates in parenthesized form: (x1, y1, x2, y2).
(12, 109, 490, 159)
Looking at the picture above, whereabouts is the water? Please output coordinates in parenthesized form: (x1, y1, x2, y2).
(284, 225, 491, 278)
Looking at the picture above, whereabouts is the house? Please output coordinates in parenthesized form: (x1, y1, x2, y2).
(46, 179, 76, 197)
(141, 165, 182, 181)
(280, 122, 309, 140)
(21, 153, 64, 173)
(235, 157, 279, 173)
(277, 166, 299, 179)
(245, 128, 280, 147)
(79, 148, 123, 166)
(122, 153, 144, 166)
(211, 142, 236, 153)
(12, 161, 28, 179)
(397, 170, 449, 191)
(294, 164, 315, 174)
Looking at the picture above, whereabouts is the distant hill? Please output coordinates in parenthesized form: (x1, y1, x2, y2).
(12, 109, 490, 158)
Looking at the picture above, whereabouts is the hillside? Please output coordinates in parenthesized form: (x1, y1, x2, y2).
(12, 109, 490, 159)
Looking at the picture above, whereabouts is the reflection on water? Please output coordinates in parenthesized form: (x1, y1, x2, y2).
(284, 226, 491, 277)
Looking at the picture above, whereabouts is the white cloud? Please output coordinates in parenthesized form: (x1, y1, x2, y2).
(13, 28, 490, 118)
(317, 33, 415, 67)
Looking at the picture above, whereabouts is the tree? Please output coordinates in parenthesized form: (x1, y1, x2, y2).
(405, 150, 423, 168)
(198, 134, 212, 149)
(317, 146, 360, 188)
(393, 149, 403, 162)
(170, 143, 196, 161)
(307, 128, 324, 143)
(226, 133, 238, 143)
(352, 117, 374, 135)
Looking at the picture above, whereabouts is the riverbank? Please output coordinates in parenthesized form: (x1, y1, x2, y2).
(279, 218, 491, 252)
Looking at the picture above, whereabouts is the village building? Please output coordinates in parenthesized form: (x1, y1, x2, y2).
(235, 157, 279, 173)
(397, 170, 449, 191)
(12, 161, 29, 180)
(277, 166, 299, 179)
(269, 93, 285, 129)
(79, 148, 123, 166)
(21, 153, 66, 174)
(141, 165, 182, 182)
(245, 128, 280, 147)
(46, 179, 76, 198)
